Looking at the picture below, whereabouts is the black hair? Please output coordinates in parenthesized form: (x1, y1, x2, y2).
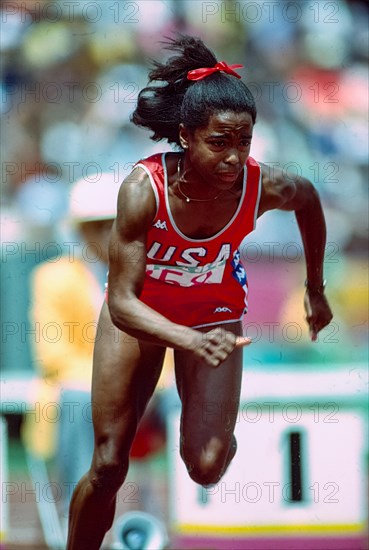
(131, 35, 256, 147)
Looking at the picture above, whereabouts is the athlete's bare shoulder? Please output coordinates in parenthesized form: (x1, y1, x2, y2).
(116, 165, 157, 236)
(257, 161, 297, 216)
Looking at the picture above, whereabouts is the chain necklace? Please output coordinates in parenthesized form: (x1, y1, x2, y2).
(177, 159, 222, 203)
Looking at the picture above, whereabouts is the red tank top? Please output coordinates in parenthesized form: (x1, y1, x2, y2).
(137, 153, 262, 328)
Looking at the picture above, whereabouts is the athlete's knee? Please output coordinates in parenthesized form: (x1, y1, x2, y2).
(89, 445, 129, 494)
(182, 436, 235, 486)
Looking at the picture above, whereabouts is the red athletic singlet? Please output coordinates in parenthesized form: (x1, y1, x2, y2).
(135, 153, 262, 328)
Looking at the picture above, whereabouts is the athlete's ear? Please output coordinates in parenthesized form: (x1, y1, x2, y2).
(179, 123, 190, 150)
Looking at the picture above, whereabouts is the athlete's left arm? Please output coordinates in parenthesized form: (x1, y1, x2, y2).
(257, 162, 333, 341)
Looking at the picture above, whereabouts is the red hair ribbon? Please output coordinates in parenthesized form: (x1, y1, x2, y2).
(187, 61, 243, 81)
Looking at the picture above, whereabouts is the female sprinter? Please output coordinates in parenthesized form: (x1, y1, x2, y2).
(67, 35, 333, 549)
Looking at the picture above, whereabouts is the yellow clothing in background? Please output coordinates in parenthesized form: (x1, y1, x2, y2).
(22, 257, 103, 459)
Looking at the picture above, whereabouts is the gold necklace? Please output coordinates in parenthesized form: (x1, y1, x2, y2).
(177, 159, 222, 203)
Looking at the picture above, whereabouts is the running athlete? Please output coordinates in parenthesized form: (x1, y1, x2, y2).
(67, 36, 333, 549)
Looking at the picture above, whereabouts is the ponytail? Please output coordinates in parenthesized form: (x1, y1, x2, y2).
(131, 35, 256, 146)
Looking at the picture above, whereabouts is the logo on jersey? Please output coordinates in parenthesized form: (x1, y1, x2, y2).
(153, 220, 168, 230)
(213, 307, 232, 313)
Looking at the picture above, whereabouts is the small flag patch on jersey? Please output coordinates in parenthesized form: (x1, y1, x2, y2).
(231, 249, 247, 287)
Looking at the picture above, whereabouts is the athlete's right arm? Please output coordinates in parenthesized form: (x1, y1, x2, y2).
(107, 168, 248, 366)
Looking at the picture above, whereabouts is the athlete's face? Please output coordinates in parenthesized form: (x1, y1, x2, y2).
(179, 110, 253, 190)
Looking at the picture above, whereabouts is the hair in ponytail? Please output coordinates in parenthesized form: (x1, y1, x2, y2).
(131, 35, 256, 146)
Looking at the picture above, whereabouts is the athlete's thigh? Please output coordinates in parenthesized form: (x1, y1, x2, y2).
(91, 301, 166, 451)
(174, 321, 243, 447)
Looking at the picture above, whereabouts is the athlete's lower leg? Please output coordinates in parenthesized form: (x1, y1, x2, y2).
(66, 455, 129, 550)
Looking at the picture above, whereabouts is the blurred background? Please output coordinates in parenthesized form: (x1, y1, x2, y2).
(1, 0, 368, 549)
